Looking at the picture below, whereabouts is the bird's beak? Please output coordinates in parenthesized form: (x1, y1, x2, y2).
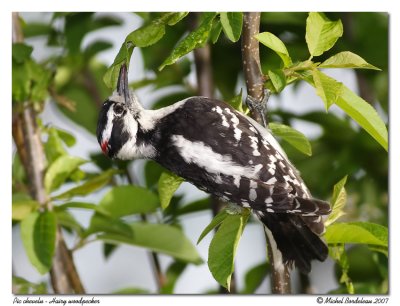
(117, 63, 131, 105)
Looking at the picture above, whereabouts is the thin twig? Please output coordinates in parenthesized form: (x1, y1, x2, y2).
(12, 12, 85, 294)
(241, 12, 291, 294)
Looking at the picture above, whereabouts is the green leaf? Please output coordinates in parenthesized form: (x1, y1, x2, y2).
(23, 22, 53, 39)
(104, 12, 189, 87)
(112, 287, 151, 294)
(329, 244, 354, 294)
(84, 40, 113, 60)
(54, 127, 76, 147)
(242, 262, 270, 294)
(12, 276, 48, 294)
(56, 210, 84, 236)
(12, 43, 33, 63)
(335, 86, 388, 151)
(44, 155, 87, 193)
(175, 198, 210, 216)
(312, 68, 343, 109)
(220, 12, 243, 42)
(197, 209, 229, 244)
(302, 74, 388, 151)
(208, 210, 249, 290)
(164, 12, 189, 26)
(99, 222, 203, 264)
(56, 201, 97, 211)
(29, 60, 52, 103)
(325, 176, 347, 227)
(64, 14, 121, 55)
(160, 261, 187, 294)
(20, 211, 57, 274)
(12, 56, 52, 103)
(12, 196, 39, 221)
(144, 160, 165, 189)
(267, 69, 286, 93)
(126, 12, 188, 48)
(227, 89, 245, 113)
(158, 171, 184, 209)
(12, 59, 30, 102)
(269, 122, 312, 156)
(159, 12, 217, 70)
(103, 243, 118, 259)
(255, 32, 292, 67)
(52, 169, 119, 200)
(306, 12, 343, 57)
(12, 152, 26, 187)
(210, 19, 223, 44)
(96, 185, 159, 219)
(319, 51, 381, 70)
(126, 22, 165, 48)
(44, 127, 67, 165)
(325, 222, 388, 248)
(103, 41, 135, 89)
(85, 213, 133, 238)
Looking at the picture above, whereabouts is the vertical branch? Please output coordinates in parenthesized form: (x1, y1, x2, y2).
(12, 12, 85, 294)
(189, 13, 215, 98)
(241, 12, 266, 125)
(241, 12, 291, 294)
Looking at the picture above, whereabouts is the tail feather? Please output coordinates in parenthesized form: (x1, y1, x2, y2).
(256, 212, 328, 274)
(293, 197, 331, 216)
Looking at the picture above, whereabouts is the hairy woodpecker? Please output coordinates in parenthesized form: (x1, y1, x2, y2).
(96, 64, 331, 274)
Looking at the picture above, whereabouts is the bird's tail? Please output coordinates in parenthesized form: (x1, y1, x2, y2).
(256, 212, 328, 274)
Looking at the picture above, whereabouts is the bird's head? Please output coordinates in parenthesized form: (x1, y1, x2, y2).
(96, 63, 143, 159)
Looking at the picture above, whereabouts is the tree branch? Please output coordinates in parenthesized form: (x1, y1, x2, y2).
(241, 12, 291, 294)
(242, 12, 266, 125)
(12, 12, 85, 294)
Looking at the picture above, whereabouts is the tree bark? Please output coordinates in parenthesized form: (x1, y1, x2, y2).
(241, 12, 291, 294)
(12, 12, 85, 294)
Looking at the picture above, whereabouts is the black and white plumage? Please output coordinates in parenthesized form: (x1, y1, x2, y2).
(97, 64, 331, 274)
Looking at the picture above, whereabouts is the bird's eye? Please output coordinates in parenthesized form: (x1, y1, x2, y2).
(114, 104, 124, 115)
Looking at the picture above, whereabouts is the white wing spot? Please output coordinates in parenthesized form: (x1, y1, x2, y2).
(268, 166, 276, 176)
(225, 109, 242, 142)
(265, 197, 273, 204)
(249, 180, 258, 189)
(253, 164, 263, 173)
(249, 189, 257, 201)
(295, 198, 301, 209)
(249, 135, 261, 156)
(233, 175, 241, 188)
(242, 201, 250, 208)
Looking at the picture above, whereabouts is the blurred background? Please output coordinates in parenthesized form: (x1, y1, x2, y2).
(12, 12, 388, 294)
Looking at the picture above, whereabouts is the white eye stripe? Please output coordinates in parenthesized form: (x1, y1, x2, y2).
(101, 105, 115, 142)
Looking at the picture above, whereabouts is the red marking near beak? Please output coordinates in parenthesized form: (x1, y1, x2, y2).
(101, 140, 109, 155)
